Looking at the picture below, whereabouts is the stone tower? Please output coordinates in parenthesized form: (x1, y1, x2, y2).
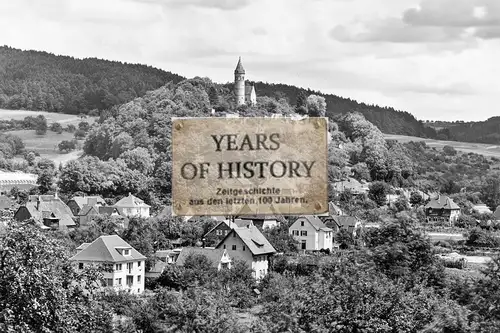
(234, 57, 246, 106)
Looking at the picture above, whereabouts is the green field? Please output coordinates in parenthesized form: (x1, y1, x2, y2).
(0, 109, 96, 126)
(0, 109, 96, 165)
(384, 134, 500, 158)
(6, 129, 85, 165)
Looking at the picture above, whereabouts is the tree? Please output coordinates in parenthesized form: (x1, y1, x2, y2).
(79, 121, 90, 132)
(443, 145, 457, 156)
(37, 169, 55, 194)
(368, 181, 390, 206)
(208, 86, 219, 106)
(59, 140, 77, 153)
(0, 222, 113, 332)
(35, 115, 48, 135)
(306, 94, 326, 117)
(410, 191, 424, 207)
(50, 122, 63, 134)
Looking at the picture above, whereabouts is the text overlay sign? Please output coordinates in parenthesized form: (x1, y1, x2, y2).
(172, 117, 328, 216)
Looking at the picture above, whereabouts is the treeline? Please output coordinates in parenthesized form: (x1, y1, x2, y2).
(223, 81, 438, 138)
(435, 116, 500, 144)
(0, 46, 185, 114)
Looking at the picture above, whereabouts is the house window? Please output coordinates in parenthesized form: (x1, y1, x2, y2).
(106, 278, 113, 286)
(243, 246, 246, 251)
(138, 261, 141, 267)
(300, 231, 307, 236)
(232, 245, 237, 250)
(116, 264, 122, 271)
(123, 249, 130, 256)
(292, 230, 299, 236)
(225, 230, 229, 235)
(78, 263, 84, 270)
(127, 262, 133, 273)
(137, 275, 141, 283)
(300, 221, 304, 227)
(126, 276, 133, 287)
(116, 278, 122, 285)
(301, 240, 307, 250)
(216, 230, 222, 235)
(223, 245, 226, 249)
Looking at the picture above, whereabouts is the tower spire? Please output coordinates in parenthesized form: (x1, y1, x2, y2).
(234, 56, 245, 74)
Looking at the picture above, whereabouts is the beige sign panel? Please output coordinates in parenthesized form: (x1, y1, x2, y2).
(172, 117, 328, 216)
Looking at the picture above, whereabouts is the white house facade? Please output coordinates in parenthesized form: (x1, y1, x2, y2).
(70, 235, 146, 294)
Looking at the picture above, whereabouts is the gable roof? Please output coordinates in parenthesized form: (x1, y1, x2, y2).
(216, 226, 276, 256)
(98, 206, 124, 216)
(69, 196, 106, 209)
(79, 204, 99, 217)
(472, 204, 492, 214)
(331, 215, 360, 228)
(114, 193, 150, 208)
(494, 206, 500, 220)
(425, 195, 460, 210)
(70, 235, 146, 263)
(296, 215, 328, 231)
(175, 247, 228, 268)
(202, 219, 252, 238)
(23, 197, 75, 227)
(239, 215, 277, 221)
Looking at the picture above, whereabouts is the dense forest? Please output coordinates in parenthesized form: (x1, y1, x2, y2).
(429, 117, 500, 144)
(0, 46, 184, 114)
(224, 81, 438, 138)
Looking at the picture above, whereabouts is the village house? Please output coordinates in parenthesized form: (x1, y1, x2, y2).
(330, 178, 369, 197)
(215, 225, 276, 280)
(238, 215, 280, 229)
(67, 195, 106, 216)
(289, 215, 333, 251)
(203, 219, 254, 246)
(14, 194, 76, 230)
(113, 193, 150, 218)
(424, 195, 461, 224)
(146, 249, 182, 278)
(77, 205, 126, 227)
(70, 235, 146, 294)
(472, 204, 492, 215)
(326, 215, 362, 237)
(175, 247, 232, 270)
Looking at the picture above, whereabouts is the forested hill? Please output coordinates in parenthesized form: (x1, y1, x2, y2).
(0, 46, 185, 114)
(426, 117, 500, 144)
(224, 81, 437, 138)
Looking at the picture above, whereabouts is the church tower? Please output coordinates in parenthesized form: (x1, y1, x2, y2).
(234, 57, 246, 106)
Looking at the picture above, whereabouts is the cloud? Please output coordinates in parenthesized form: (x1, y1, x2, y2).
(330, 20, 467, 43)
(131, 0, 252, 10)
(330, 0, 500, 44)
(251, 27, 268, 36)
(403, 0, 500, 27)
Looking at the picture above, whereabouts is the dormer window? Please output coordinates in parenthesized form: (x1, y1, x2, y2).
(123, 249, 130, 256)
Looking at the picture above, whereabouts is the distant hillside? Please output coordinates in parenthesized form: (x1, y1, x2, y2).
(0, 46, 185, 114)
(424, 117, 500, 144)
(224, 81, 437, 138)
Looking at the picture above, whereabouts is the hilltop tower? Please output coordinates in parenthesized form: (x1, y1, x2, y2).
(234, 57, 246, 106)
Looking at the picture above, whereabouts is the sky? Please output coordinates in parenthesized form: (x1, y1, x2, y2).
(0, 0, 499, 121)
